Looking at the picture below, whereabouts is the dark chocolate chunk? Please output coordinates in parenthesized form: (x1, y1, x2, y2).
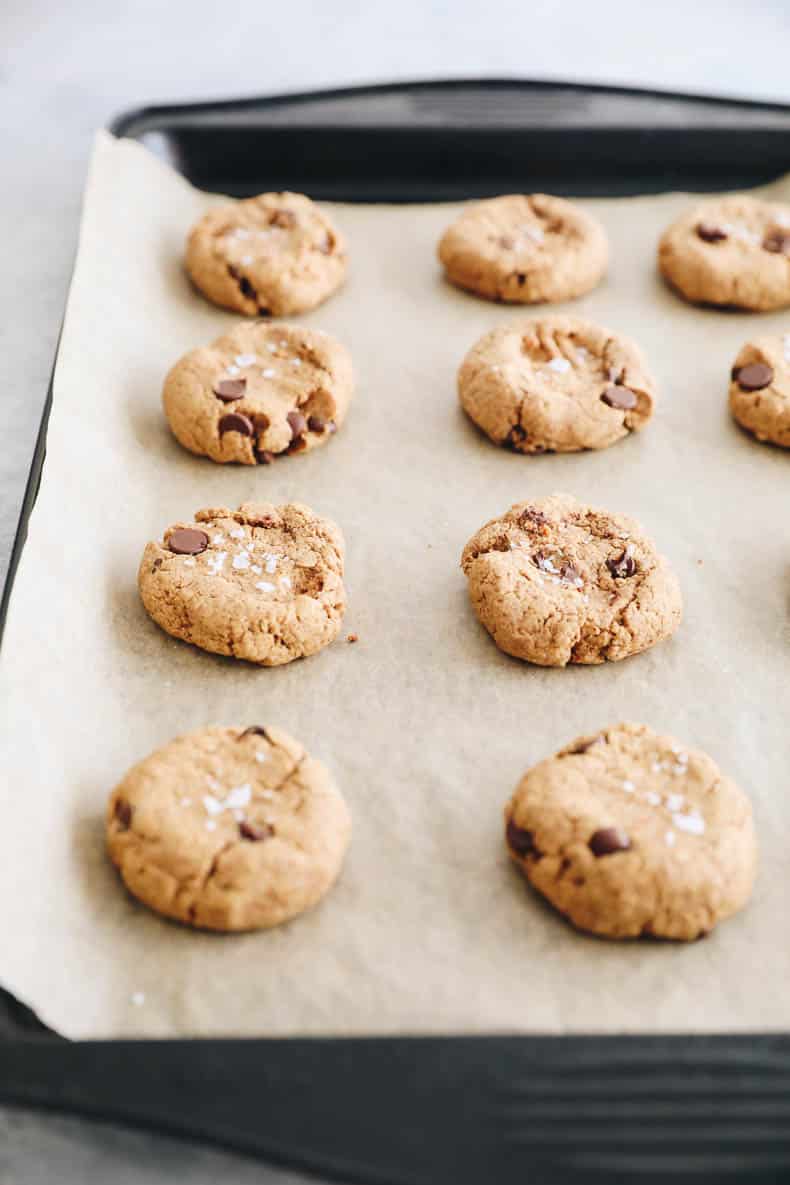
(696, 223, 728, 244)
(506, 819, 537, 857)
(239, 820, 272, 842)
(307, 415, 326, 433)
(607, 549, 636, 579)
(589, 827, 631, 857)
(601, 385, 637, 410)
(219, 412, 254, 436)
(287, 410, 307, 437)
(256, 448, 275, 465)
(114, 799, 132, 830)
(167, 528, 209, 556)
(213, 378, 247, 402)
(735, 362, 773, 392)
(763, 229, 790, 255)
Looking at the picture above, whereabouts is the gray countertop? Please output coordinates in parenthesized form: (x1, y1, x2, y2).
(3, 0, 789, 1180)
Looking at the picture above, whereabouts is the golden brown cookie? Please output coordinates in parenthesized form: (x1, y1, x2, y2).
(162, 321, 352, 465)
(185, 191, 346, 316)
(138, 503, 346, 666)
(504, 722, 757, 940)
(461, 494, 682, 667)
(107, 725, 352, 932)
(658, 195, 790, 310)
(437, 194, 608, 304)
(458, 315, 655, 453)
(729, 334, 790, 447)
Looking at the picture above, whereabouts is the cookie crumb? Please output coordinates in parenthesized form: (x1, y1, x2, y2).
(347, 633, 359, 643)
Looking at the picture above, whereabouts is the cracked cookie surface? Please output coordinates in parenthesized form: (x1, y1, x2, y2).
(461, 494, 682, 667)
(186, 191, 346, 317)
(729, 333, 790, 447)
(107, 725, 352, 931)
(138, 502, 346, 666)
(504, 722, 757, 940)
(458, 315, 655, 453)
(162, 321, 352, 465)
(437, 194, 607, 304)
(659, 195, 790, 310)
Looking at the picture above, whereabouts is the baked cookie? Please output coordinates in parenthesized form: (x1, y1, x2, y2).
(162, 321, 352, 465)
(461, 494, 682, 667)
(504, 722, 757, 940)
(186, 192, 346, 317)
(437, 194, 608, 304)
(729, 334, 790, 448)
(458, 315, 655, 453)
(107, 725, 351, 931)
(138, 502, 346, 666)
(659, 195, 790, 310)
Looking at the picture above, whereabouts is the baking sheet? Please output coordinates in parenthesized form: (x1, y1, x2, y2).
(1, 131, 787, 1039)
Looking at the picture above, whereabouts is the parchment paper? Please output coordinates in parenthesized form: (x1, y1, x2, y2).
(1, 131, 788, 1038)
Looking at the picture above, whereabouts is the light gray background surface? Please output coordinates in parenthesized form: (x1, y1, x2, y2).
(3, 0, 789, 1180)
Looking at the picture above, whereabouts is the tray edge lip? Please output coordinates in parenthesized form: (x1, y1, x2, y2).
(108, 73, 790, 139)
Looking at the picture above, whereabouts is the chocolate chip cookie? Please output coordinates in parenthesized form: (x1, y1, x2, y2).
(162, 321, 352, 465)
(504, 722, 757, 940)
(659, 196, 790, 310)
(729, 334, 790, 447)
(437, 194, 608, 304)
(138, 502, 346, 666)
(107, 725, 352, 931)
(458, 315, 655, 453)
(186, 191, 346, 317)
(461, 494, 682, 666)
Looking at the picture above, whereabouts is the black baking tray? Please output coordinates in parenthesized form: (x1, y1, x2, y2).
(3, 79, 790, 1184)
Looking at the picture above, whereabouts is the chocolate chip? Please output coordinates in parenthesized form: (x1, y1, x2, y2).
(696, 222, 728, 243)
(167, 528, 209, 555)
(219, 412, 254, 436)
(567, 734, 605, 755)
(519, 507, 548, 529)
(238, 726, 270, 741)
(601, 385, 637, 410)
(505, 424, 527, 449)
(152, 557, 163, 570)
(506, 819, 537, 857)
(114, 799, 132, 829)
(213, 378, 247, 402)
(589, 827, 631, 857)
(307, 415, 326, 433)
(607, 549, 636, 579)
(270, 209, 297, 229)
(763, 229, 790, 255)
(256, 448, 275, 465)
(735, 362, 773, 391)
(238, 277, 257, 300)
(287, 410, 307, 437)
(239, 820, 272, 842)
(516, 273, 526, 285)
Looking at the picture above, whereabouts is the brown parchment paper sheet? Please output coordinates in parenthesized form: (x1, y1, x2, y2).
(0, 132, 788, 1038)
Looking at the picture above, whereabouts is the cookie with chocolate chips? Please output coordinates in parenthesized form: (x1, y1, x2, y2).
(138, 502, 346, 666)
(437, 193, 608, 304)
(457, 315, 656, 453)
(185, 191, 346, 316)
(729, 334, 790, 447)
(162, 321, 352, 465)
(504, 722, 757, 940)
(107, 725, 351, 931)
(460, 494, 682, 667)
(658, 195, 790, 310)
